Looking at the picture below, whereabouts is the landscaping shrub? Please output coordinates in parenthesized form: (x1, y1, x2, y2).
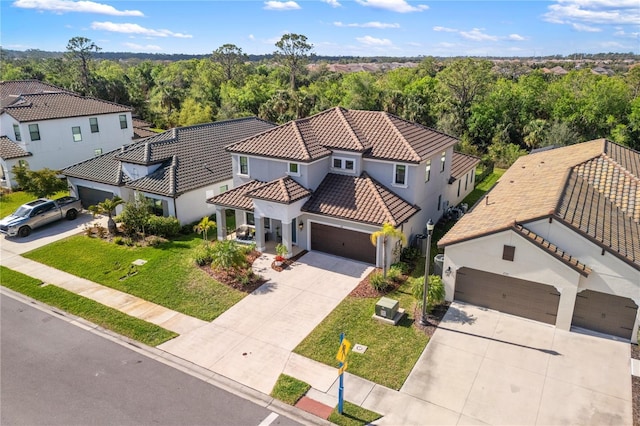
(369, 271, 389, 292)
(390, 261, 410, 274)
(192, 243, 213, 266)
(145, 235, 167, 247)
(210, 240, 246, 270)
(401, 246, 421, 263)
(147, 215, 180, 238)
(113, 236, 124, 245)
(411, 274, 445, 313)
(387, 265, 403, 282)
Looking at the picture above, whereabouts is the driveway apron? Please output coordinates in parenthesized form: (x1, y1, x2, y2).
(158, 251, 373, 395)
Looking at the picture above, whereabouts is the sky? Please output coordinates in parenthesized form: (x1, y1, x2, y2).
(1, 0, 638, 57)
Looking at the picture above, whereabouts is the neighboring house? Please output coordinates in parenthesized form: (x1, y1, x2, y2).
(0, 80, 134, 189)
(207, 107, 477, 268)
(0, 135, 32, 188)
(63, 117, 276, 224)
(438, 139, 639, 343)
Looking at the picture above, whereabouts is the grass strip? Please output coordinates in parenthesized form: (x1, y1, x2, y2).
(270, 374, 311, 405)
(328, 401, 382, 426)
(0, 266, 177, 346)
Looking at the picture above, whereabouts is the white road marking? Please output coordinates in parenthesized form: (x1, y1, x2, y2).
(258, 412, 279, 426)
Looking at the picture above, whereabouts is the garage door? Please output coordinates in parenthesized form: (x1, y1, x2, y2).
(310, 222, 376, 264)
(77, 186, 115, 209)
(454, 267, 560, 325)
(572, 290, 638, 340)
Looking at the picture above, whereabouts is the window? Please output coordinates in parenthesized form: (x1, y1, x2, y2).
(13, 124, 21, 141)
(219, 184, 228, 193)
(146, 197, 165, 216)
(345, 160, 354, 170)
(440, 151, 446, 172)
(239, 156, 249, 175)
(394, 164, 406, 186)
(90, 117, 99, 133)
(29, 124, 40, 141)
(465, 174, 468, 190)
(264, 218, 271, 229)
(333, 158, 342, 168)
(503, 245, 516, 261)
(437, 194, 442, 211)
(119, 114, 128, 129)
(288, 162, 300, 176)
(72, 126, 82, 142)
(332, 157, 355, 172)
(425, 159, 431, 182)
(457, 180, 461, 197)
(94, 148, 102, 156)
(246, 212, 255, 226)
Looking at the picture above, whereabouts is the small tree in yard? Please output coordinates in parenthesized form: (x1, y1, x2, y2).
(194, 216, 216, 243)
(119, 195, 150, 237)
(88, 196, 124, 235)
(11, 165, 67, 198)
(370, 223, 407, 278)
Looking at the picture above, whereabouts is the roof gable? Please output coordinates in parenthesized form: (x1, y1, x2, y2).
(1, 80, 68, 108)
(246, 176, 312, 204)
(0, 136, 31, 160)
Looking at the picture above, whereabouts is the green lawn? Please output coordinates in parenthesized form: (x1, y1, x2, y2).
(294, 277, 428, 390)
(328, 402, 382, 426)
(0, 267, 177, 346)
(270, 374, 310, 405)
(0, 190, 69, 218)
(23, 234, 246, 321)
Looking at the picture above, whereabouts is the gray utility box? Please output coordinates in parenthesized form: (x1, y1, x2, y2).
(375, 297, 399, 319)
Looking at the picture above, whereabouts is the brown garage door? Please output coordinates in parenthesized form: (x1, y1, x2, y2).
(571, 290, 638, 340)
(454, 267, 560, 325)
(310, 222, 376, 264)
(77, 186, 115, 209)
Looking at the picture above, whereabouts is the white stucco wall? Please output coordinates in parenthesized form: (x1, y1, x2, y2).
(446, 166, 477, 207)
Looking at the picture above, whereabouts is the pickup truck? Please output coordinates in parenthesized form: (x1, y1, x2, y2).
(0, 196, 82, 237)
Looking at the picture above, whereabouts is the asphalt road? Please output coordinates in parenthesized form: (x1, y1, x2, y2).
(0, 293, 302, 426)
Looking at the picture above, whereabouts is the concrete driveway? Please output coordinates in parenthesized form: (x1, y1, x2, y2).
(396, 302, 632, 425)
(159, 251, 373, 395)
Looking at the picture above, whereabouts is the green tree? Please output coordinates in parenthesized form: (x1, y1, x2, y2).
(194, 216, 216, 243)
(274, 33, 313, 91)
(178, 97, 214, 126)
(10, 166, 66, 198)
(370, 223, 406, 278)
(212, 44, 247, 82)
(88, 196, 125, 235)
(65, 36, 101, 95)
(119, 195, 151, 237)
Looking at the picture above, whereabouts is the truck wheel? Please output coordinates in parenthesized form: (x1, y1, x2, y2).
(18, 226, 31, 238)
(66, 209, 78, 220)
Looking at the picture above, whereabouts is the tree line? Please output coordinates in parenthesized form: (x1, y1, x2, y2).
(3, 35, 639, 166)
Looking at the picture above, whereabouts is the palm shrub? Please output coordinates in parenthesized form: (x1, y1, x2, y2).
(210, 240, 246, 270)
(88, 196, 125, 235)
(193, 216, 216, 243)
(411, 274, 445, 314)
(192, 243, 213, 266)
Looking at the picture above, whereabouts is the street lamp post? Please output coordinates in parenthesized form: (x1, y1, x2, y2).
(420, 219, 435, 326)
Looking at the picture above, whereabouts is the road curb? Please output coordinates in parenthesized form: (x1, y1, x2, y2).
(0, 286, 332, 426)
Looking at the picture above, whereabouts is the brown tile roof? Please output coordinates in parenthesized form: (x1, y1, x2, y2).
(301, 172, 419, 226)
(513, 224, 592, 276)
(1, 80, 68, 108)
(439, 139, 640, 269)
(226, 107, 458, 164)
(0, 136, 31, 160)
(2, 92, 133, 122)
(132, 118, 158, 139)
(206, 180, 266, 211)
(450, 152, 481, 181)
(246, 176, 312, 204)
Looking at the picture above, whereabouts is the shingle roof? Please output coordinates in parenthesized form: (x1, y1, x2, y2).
(0, 136, 31, 160)
(63, 117, 276, 196)
(450, 151, 481, 181)
(2, 92, 133, 122)
(439, 139, 640, 269)
(206, 180, 266, 211)
(1, 80, 68, 108)
(301, 172, 420, 226)
(246, 176, 312, 204)
(226, 107, 458, 164)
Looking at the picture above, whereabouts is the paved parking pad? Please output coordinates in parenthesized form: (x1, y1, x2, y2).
(400, 302, 632, 425)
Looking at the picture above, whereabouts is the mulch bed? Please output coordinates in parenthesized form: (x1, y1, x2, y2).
(348, 268, 402, 298)
(201, 249, 266, 293)
(271, 250, 308, 272)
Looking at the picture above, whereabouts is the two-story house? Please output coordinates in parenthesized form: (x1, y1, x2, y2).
(63, 117, 276, 224)
(208, 107, 478, 268)
(0, 80, 134, 189)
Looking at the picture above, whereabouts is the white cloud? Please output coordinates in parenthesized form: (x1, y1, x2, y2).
(334, 21, 399, 28)
(263, 1, 301, 11)
(544, 0, 640, 26)
(122, 42, 162, 51)
(507, 33, 526, 41)
(248, 34, 255, 40)
(322, 0, 341, 7)
(91, 22, 192, 38)
(614, 29, 640, 38)
(571, 22, 602, 32)
(356, 35, 392, 46)
(13, 0, 143, 16)
(355, 0, 428, 13)
(433, 26, 457, 32)
(459, 28, 498, 41)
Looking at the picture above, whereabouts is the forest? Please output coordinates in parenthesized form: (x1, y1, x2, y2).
(2, 35, 639, 166)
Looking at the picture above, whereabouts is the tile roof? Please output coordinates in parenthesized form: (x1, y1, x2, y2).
(301, 172, 420, 227)
(206, 180, 266, 211)
(226, 107, 458, 164)
(450, 151, 481, 181)
(64, 117, 276, 197)
(2, 92, 133, 122)
(132, 118, 158, 139)
(439, 139, 640, 269)
(0, 136, 31, 160)
(1, 80, 68, 108)
(246, 176, 312, 204)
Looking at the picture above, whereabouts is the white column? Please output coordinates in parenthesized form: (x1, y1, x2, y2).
(281, 220, 292, 258)
(254, 215, 266, 252)
(215, 207, 227, 241)
(555, 285, 578, 331)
